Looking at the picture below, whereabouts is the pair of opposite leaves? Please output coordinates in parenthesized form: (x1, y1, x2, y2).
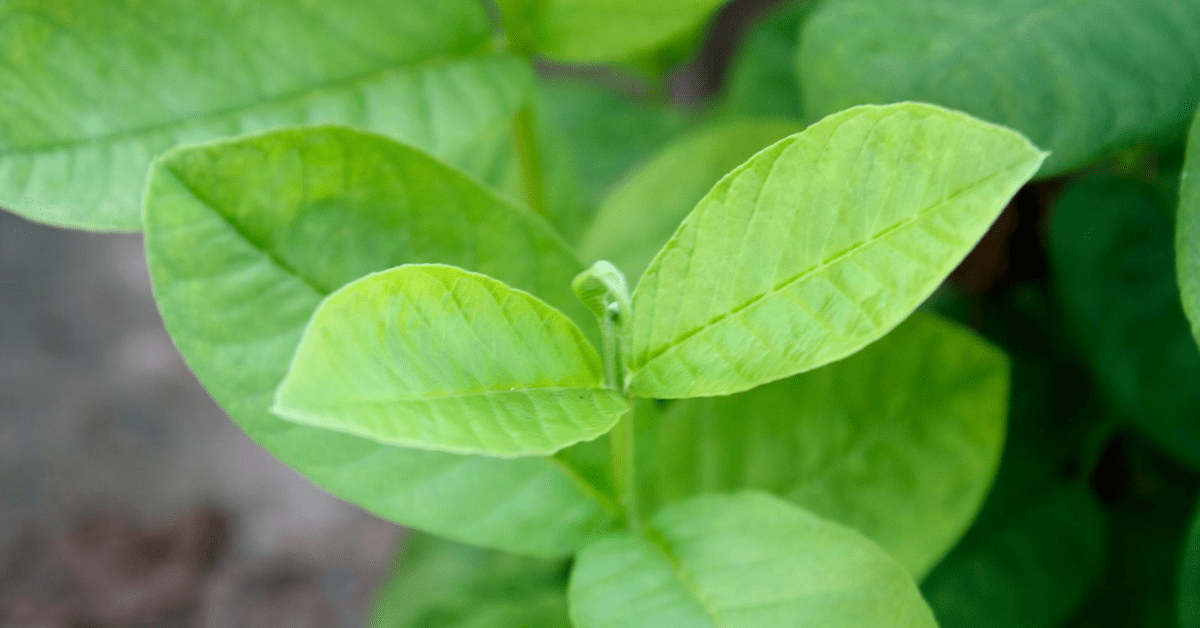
(268, 102, 1046, 459)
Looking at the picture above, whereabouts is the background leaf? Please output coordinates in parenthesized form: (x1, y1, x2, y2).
(636, 312, 1007, 577)
(1180, 109, 1200, 347)
(580, 118, 802, 282)
(922, 487, 1107, 628)
(713, 1, 812, 120)
(144, 126, 619, 556)
(0, 0, 530, 230)
(1183, 505, 1200, 628)
(627, 103, 1044, 398)
(370, 534, 570, 628)
(495, 0, 728, 63)
(274, 265, 628, 457)
(568, 492, 938, 628)
(799, 0, 1200, 176)
(1050, 176, 1200, 467)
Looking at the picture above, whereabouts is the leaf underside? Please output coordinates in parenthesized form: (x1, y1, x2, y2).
(627, 102, 1044, 398)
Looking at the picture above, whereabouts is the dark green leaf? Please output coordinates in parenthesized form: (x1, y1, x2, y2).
(1179, 109, 1200, 347)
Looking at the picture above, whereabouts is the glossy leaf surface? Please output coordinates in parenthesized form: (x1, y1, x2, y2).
(0, 0, 532, 231)
(581, 119, 802, 282)
(569, 492, 938, 628)
(1180, 110, 1200, 347)
(274, 265, 628, 457)
(627, 103, 1044, 398)
(144, 126, 618, 556)
(496, 0, 727, 62)
(799, 0, 1200, 176)
(1050, 177, 1200, 467)
(637, 312, 1007, 576)
(370, 534, 570, 628)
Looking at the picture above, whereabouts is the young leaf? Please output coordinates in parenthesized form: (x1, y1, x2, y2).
(922, 487, 1108, 628)
(370, 534, 570, 628)
(495, 0, 727, 63)
(627, 103, 1044, 398)
(0, 0, 530, 231)
(144, 126, 619, 556)
(637, 312, 1007, 577)
(1180, 110, 1200, 348)
(581, 119, 802, 282)
(1182, 506, 1200, 628)
(274, 264, 628, 457)
(799, 0, 1200, 177)
(1050, 177, 1200, 467)
(569, 492, 938, 628)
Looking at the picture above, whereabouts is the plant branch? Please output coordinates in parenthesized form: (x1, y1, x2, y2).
(610, 399, 641, 530)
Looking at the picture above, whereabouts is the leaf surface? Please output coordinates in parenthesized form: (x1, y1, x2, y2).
(496, 0, 727, 63)
(370, 534, 570, 628)
(638, 312, 1007, 576)
(799, 0, 1200, 176)
(569, 492, 938, 628)
(1050, 177, 1200, 467)
(0, 0, 529, 230)
(581, 119, 802, 282)
(274, 265, 627, 457)
(1180, 110, 1200, 347)
(144, 126, 618, 556)
(627, 103, 1044, 398)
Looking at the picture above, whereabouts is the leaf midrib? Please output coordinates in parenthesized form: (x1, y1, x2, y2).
(3, 51, 478, 157)
(285, 386, 617, 405)
(630, 152, 1038, 373)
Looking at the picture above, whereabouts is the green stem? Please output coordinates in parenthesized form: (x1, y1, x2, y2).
(513, 105, 549, 218)
(610, 400, 640, 530)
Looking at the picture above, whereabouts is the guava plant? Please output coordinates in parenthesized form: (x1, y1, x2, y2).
(2, 0, 1200, 626)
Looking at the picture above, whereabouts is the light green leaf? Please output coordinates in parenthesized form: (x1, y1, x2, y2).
(1180, 109, 1200, 348)
(274, 264, 628, 457)
(569, 492, 938, 628)
(637, 312, 1007, 577)
(1050, 176, 1200, 467)
(370, 534, 570, 628)
(799, 0, 1200, 177)
(0, 0, 531, 231)
(144, 126, 620, 556)
(922, 487, 1107, 628)
(627, 103, 1044, 398)
(1182, 506, 1200, 628)
(495, 0, 727, 63)
(581, 118, 802, 282)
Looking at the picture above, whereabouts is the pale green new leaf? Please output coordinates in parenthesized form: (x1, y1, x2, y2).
(274, 265, 628, 457)
(495, 0, 727, 63)
(799, 0, 1200, 177)
(1180, 109, 1200, 348)
(638, 312, 1008, 577)
(144, 126, 619, 556)
(627, 103, 1044, 398)
(0, 0, 531, 231)
(569, 492, 938, 628)
(581, 118, 802, 282)
(370, 534, 570, 628)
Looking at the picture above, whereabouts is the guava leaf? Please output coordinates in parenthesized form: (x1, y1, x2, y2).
(581, 119, 802, 282)
(1179, 110, 1200, 348)
(274, 264, 628, 457)
(1050, 176, 1200, 467)
(636, 312, 1007, 577)
(627, 103, 1044, 398)
(0, 0, 529, 231)
(569, 492, 938, 628)
(144, 126, 619, 556)
(799, 0, 1200, 177)
(922, 487, 1108, 628)
(370, 534, 570, 628)
(495, 0, 727, 63)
